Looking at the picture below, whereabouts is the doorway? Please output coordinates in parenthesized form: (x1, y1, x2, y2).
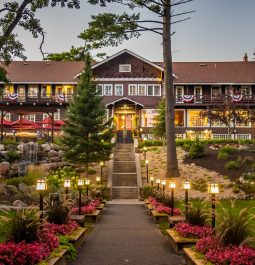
(118, 114, 133, 130)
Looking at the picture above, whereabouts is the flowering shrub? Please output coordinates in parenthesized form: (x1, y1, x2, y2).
(174, 222, 212, 239)
(90, 198, 101, 208)
(148, 196, 181, 215)
(44, 220, 79, 236)
(0, 230, 59, 265)
(195, 237, 255, 265)
(71, 204, 96, 215)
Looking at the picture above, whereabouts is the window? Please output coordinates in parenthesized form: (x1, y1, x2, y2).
(138, 85, 147, 96)
(115, 84, 123, 96)
(147, 85, 153, 96)
(212, 134, 229, 140)
(24, 114, 36, 122)
(104, 85, 113, 96)
(236, 134, 251, 140)
(56, 86, 63, 94)
(96, 84, 103, 96)
(176, 86, 184, 101)
(119, 64, 131, 72)
(175, 110, 185, 127)
(241, 86, 251, 97)
(54, 109, 61, 121)
(28, 85, 38, 97)
(211, 86, 222, 98)
(4, 113, 11, 121)
(128, 85, 137, 96)
(188, 110, 208, 127)
(175, 134, 186, 139)
(225, 86, 234, 96)
(194, 86, 202, 102)
(154, 85, 161, 96)
(141, 109, 158, 127)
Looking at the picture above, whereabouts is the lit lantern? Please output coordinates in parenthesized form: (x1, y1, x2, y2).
(161, 179, 166, 193)
(182, 180, 191, 218)
(96, 176, 101, 185)
(208, 182, 220, 229)
(182, 180, 191, 190)
(77, 178, 84, 188)
(150, 176, 154, 187)
(36, 179, 47, 191)
(85, 179, 91, 196)
(77, 178, 84, 215)
(156, 178, 161, 189)
(169, 181, 176, 189)
(208, 183, 219, 194)
(63, 179, 71, 188)
(169, 181, 176, 216)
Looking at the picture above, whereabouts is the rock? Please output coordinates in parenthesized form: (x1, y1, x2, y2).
(13, 200, 28, 208)
(37, 151, 47, 158)
(49, 156, 61, 162)
(0, 184, 7, 195)
(0, 162, 10, 175)
(50, 143, 61, 151)
(41, 163, 51, 172)
(48, 150, 58, 157)
(239, 145, 250, 150)
(41, 143, 51, 152)
(9, 170, 19, 178)
(58, 150, 65, 158)
(5, 185, 18, 194)
(17, 144, 23, 151)
(0, 151, 8, 159)
(11, 163, 19, 170)
(18, 183, 29, 193)
(0, 144, 5, 151)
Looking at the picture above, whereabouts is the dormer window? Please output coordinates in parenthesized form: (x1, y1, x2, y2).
(119, 64, 131, 72)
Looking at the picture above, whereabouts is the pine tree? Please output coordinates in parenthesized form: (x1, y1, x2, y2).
(154, 98, 166, 139)
(62, 54, 113, 177)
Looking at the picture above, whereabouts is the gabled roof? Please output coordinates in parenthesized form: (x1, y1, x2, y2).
(92, 49, 164, 71)
(105, 97, 144, 107)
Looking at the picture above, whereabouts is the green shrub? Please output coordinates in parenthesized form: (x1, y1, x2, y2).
(0, 206, 41, 243)
(216, 201, 255, 246)
(89, 184, 111, 201)
(225, 160, 240, 170)
(6, 150, 20, 163)
(192, 178, 208, 192)
(58, 235, 77, 261)
(37, 139, 46, 145)
(220, 145, 236, 154)
(242, 156, 254, 165)
(139, 186, 157, 200)
(188, 140, 206, 158)
(186, 200, 208, 227)
(217, 150, 230, 160)
(2, 138, 17, 145)
(138, 140, 163, 149)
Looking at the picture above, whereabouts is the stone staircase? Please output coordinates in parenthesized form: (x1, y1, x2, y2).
(112, 143, 138, 199)
(116, 130, 134, 143)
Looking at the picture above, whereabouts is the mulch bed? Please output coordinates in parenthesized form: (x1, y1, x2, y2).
(184, 145, 255, 181)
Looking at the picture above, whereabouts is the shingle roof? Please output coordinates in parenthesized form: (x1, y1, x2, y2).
(3, 61, 84, 83)
(155, 61, 255, 84)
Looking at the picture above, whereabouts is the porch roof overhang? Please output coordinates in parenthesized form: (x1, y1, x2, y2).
(105, 97, 144, 107)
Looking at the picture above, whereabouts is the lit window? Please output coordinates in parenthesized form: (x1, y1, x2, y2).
(141, 109, 158, 127)
(188, 110, 208, 127)
(115, 85, 123, 96)
(128, 85, 137, 96)
(211, 86, 222, 98)
(104, 85, 113, 96)
(175, 110, 185, 127)
(119, 64, 131, 72)
(138, 85, 146, 96)
(96, 84, 103, 96)
(28, 85, 38, 97)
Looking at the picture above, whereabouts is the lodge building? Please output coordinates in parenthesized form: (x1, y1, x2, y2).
(1, 49, 255, 140)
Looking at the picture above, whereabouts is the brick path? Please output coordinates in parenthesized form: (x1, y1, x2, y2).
(71, 203, 185, 265)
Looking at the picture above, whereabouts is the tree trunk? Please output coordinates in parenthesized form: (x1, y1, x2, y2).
(163, 1, 179, 178)
(85, 163, 89, 178)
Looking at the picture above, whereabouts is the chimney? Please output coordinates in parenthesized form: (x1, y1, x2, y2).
(243, 52, 248, 62)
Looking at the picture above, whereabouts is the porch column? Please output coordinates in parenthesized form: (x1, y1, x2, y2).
(51, 112, 54, 143)
(0, 111, 3, 143)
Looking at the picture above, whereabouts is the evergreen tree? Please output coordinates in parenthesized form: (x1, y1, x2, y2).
(154, 99, 166, 139)
(62, 53, 113, 177)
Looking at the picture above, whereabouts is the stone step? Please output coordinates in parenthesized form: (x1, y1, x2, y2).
(112, 187, 138, 199)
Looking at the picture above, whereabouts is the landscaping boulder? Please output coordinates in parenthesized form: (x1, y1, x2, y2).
(41, 143, 51, 152)
(6, 185, 18, 194)
(48, 150, 58, 157)
(41, 163, 51, 172)
(58, 150, 65, 158)
(0, 144, 5, 151)
(50, 143, 61, 151)
(11, 163, 19, 170)
(18, 183, 30, 193)
(13, 200, 28, 207)
(49, 156, 61, 162)
(17, 144, 23, 151)
(0, 184, 8, 196)
(9, 170, 19, 178)
(0, 161, 10, 176)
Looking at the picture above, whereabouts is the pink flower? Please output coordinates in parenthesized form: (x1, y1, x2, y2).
(175, 222, 212, 239)
(90, 199, 101, 207)
(44, 220, 79, 236)
(71, 204, 96, 214)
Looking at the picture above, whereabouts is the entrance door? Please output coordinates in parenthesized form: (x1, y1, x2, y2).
(18, 86, 26, 101)
(117, 114, 133, 130)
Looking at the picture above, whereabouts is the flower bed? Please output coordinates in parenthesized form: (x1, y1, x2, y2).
(71, 204, 96, 215)
(195, 236, 255, 265)
(174, 222, 212, 239)
(0, 230, 59, 265)
(45, 220, 79, 236)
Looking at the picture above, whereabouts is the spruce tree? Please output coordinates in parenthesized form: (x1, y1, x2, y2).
(154, 99, 166, 139)
(62, 54, 113, 177)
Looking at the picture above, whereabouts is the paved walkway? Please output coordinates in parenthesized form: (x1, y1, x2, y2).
(71, 204, 185, 265)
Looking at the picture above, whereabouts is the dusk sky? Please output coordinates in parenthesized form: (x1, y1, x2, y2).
(16, 0, 255, 62)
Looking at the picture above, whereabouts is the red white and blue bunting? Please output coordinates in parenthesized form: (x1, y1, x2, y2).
(232, 95, 243, 102)
(57, 94, 65, 101)
(182, 95, 194, 103)
(7, 93, 19, 100)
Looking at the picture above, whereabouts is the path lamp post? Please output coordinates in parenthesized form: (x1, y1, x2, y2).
(143, 147, 147, 161)
(182, 180, 191, 219)
(63, 179, 71, 195)
(96, 176, 101, 185)
(208, 183, 219, 229)
(161, 180, 166, 193)
(150, 176, 154, 187)
(77, 179, 84, 215)
(169, 182, 176, 216)
(145, 160, 149, 183)
(100, 161, 104, 183)
(156, 178, 161, 190)
(85, 179, 91, 196)
(36, 178, 47, 218)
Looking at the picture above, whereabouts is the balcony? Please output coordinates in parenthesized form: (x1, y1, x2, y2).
(175, 94, 255, 105)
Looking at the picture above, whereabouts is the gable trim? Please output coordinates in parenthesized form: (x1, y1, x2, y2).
(105, 97, 144, 107)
